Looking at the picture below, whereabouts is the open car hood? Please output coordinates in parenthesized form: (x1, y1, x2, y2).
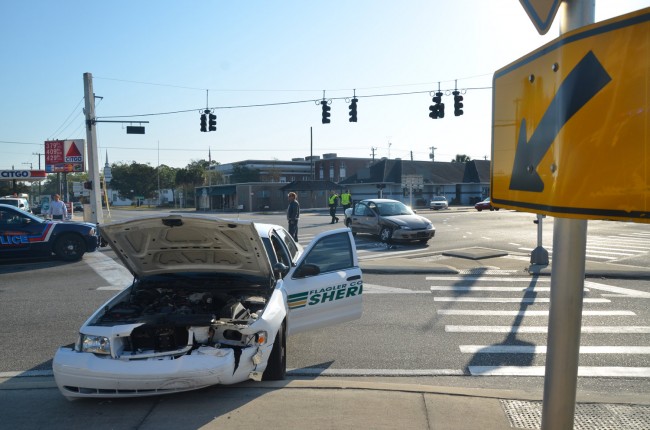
(99, 214, 273, 279)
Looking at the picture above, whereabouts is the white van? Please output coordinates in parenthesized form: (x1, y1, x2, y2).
(0, 197, 31, 213)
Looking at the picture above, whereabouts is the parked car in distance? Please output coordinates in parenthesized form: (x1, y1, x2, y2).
(0, 203, 99, 261)
(73, 202, 83, 212)
(0, 196, 31, 213)
(53, 215, 363, 399)
(475, 197, 498, 211)
(344, 198, 435, 244)
(429, 196, 449, 210)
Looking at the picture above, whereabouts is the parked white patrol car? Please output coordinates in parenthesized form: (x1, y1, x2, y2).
(53, 214, 363, 399)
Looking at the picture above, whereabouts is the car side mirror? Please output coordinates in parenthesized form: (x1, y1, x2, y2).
(273, 262, 290, 278)
(293, 263, 320, 278)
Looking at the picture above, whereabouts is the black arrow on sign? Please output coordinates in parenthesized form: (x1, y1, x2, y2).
(509, 51, 611, 192)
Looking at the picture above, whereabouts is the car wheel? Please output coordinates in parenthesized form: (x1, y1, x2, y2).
(379, 227, 393, 243)
(54, 234, 86, 261)
(489, 207, 495, 211)
(262, 322, 286, 381)
(476, 208, 482, 212)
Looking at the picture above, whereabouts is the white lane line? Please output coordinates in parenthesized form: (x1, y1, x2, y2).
(430, 286, 556, 292)
(517, 247, 617, 260)
(84, 251, 133, 289)
(447, 326, 650, 333)
(460, 345, 650, 354)
(364, 284, 429, 294)
(434, 297, 610, 303)
(288, 368, 464, 376)
(469, 366, 650, 378)
(0, 370, 53, 378)
(438, 310, 635, 316)
(585, 281, 650, 299)
(584, 243, 650, 251)
(425, 276, 551, 282)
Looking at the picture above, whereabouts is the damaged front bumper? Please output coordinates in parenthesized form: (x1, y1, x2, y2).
(53, 342, 273, 399)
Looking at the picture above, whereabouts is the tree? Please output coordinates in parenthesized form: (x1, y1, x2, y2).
(231, 163, 261, 183)
(452, 154, 471, 163)
(175, 160, 207, 207)
(156, 164, 177, 205)
(109, 162, 157, 201)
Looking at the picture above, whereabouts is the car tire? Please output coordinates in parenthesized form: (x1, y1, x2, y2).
(476, 208, 482, 212)
(262, 321, 286, 381)
(54, 233, 86, 261)
(379, 227, 393, 243)
(490, 207, 494, 211)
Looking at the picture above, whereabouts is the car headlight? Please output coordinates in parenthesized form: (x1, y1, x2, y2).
(426, 223, 434, 229)
(400, 225, 412, 230)
(88, 227, 96, 236)
(80, 334, 111, 354)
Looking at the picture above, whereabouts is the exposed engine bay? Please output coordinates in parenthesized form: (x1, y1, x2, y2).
(91, 275, 271, 359)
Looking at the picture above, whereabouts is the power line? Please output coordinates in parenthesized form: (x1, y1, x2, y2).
(48, 97, 84, 139)
(97, 86, 492, 119)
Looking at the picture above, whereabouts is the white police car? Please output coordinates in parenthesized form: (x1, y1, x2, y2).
(0, 203, 99, 261)
(53, 214, 363, 399)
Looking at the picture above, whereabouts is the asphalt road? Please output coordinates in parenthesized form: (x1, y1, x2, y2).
(1, 208, 649, 398)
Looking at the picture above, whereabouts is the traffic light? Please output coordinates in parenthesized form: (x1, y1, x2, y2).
(349, 98, 358, 122)
(429, 92, 445, 119)
(209, 113, 217, 131)
(453, 90, 464, 116)
(321, 100, 331, 124)
(200, 113, 207, 132)
(433, 91, 445, 118)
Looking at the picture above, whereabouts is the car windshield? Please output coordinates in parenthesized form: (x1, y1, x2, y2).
(376, 202, 412, 216)
(433, 197, 446, 201)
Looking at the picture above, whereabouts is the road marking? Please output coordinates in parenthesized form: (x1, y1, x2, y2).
(468, 366, 650, 378)
(431, 286, 556, 292)
(288, 368, 464, 376)
(85, 251, 132, 289)
(0, 370, 53, 378)
(438, 310, 635, 316)
(364, 284, 429, 294)
(460, 345, 650, 354)
(426, 276, 551, 282)
(584, 281, 650, 299)
(434, 297, 610, 303)
(447, 326, 650, 333)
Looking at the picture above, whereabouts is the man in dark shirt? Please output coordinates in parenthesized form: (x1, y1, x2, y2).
(286, 192, 300, 242)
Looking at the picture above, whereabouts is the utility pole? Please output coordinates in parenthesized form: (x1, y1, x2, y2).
(370, 147, 377, 161)
(83, 72, 103, 224)
(32, 152, 43, 199)
(429, 146, 437, 161)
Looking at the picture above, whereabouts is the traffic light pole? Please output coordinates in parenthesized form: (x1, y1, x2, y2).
(83, 72, 104, 225)
(541, 2, 593, 429)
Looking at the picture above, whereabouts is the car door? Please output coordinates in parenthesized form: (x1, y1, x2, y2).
(282, 228, 363, 335)
(0, 207, 46, 257)
(350, 202, 378, 234)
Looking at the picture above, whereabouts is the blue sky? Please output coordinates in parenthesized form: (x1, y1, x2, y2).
(2, 0, 648, 171)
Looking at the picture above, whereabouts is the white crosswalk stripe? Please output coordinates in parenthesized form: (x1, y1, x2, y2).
(426, 274, 650, 379)
(519, 231, 650, 262)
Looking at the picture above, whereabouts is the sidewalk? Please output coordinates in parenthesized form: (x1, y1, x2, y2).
(2, 375, 649, 429)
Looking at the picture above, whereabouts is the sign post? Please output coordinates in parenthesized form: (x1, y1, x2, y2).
(493, 3, 649, 430)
